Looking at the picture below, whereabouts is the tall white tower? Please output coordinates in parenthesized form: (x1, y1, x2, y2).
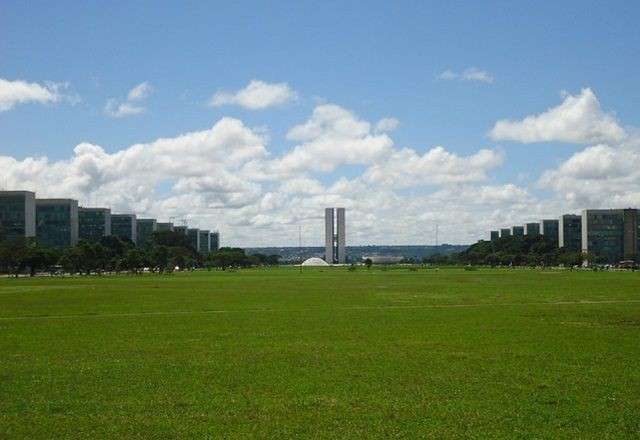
(325, 207, 346, 264)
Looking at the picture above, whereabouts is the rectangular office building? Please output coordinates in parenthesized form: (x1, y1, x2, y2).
(136, 218, 157, 246)
(210, 231, 220, 251)
(581, 209, 639, 264)
(559, 214, 582, 252)
(36, 198, 79, 248)
(511, 226, 524, 236)
(157, 222, 174, 232)
(111, 214, 137, 243)
(198, 230, 210, 253)
(325, 207, 346, 264)
(524, 222, 540, 235)
(490, 230, 499, 241)
(187, 228, 200, 250)
(540, 219, 559, 242)
(500, 228, 511, 238)
(79, 207, 111, 242)
(0, 190, 36, 241)
(173, 225, 188, 235)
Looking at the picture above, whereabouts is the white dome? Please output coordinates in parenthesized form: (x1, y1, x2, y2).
(301, 257, 330, 266)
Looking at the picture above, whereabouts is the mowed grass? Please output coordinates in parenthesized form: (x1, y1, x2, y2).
(1, 268, 639, 439)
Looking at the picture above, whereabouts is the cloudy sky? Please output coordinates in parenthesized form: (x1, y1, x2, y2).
(1, 1, 639, 247)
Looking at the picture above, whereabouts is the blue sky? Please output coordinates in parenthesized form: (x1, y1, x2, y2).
(1, 1, 639, 246)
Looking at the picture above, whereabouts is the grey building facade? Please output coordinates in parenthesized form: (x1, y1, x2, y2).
(36, 198, 79, 248)
(540, 219, 559, 242)
(500, 228, 511, 238)
(325, 207, 346, 264)
(187, 228, 200, 250)
(198, 230, 210, 253)
(111, 214, 137, 243)
(210, 231, 220, 252)
(173, 225, 188, 235)
(524, 223, 540, 235)
(0, 190, 36, 241)
(490, 230, 499, 241)
(582, 209, 639, 263)
(511, 226, 524, 236)
(157, 222, 174, 232)
(559, 214, 582, 252)
(78, 207, 111, 242)
(136, 218, 157, 246)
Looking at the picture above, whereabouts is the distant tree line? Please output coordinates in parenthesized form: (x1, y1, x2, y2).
(422, 235, 590, 267)
(0, 228, 280, 277)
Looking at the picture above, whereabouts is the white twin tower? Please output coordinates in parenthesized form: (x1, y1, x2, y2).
(325, 207, 346, 264)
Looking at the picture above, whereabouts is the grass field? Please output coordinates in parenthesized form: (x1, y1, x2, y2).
(1, 267, 639, 438)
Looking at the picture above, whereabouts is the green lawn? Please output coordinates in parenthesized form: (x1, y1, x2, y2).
(1, 268, 639, 438)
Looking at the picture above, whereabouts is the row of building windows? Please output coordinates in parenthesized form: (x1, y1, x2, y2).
(0, 191, 220, 252)
(490, 209, 639, 263)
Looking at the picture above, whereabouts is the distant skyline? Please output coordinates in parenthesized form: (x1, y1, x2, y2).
(1, 1, 639, 246)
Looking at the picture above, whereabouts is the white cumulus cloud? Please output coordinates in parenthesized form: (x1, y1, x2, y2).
(363, 146, 504, 188)
(374, 117, 399, 133)
(252, 104, 394, 178)
(208, 80, 298, 110)
(490, 88, 626, 144)
(0, 102, 552, 246)
(0, 77, 74, 111)
(538, 138, 640, 208)
(104, 82, 152, 118)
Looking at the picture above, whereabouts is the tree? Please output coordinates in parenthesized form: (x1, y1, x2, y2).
(60, 246, 85, 275)
(150, 245, 169, 272)
(0, 237, 35, 277)
(76, 241, 98, 274)
(208, 248, 250, 270)
(122, 248, 147, 274)
(22, 245, 49, 276)
(266, 254, 281, 266)
(364, 258, 372, 270)
(150, 231, 193, 250)
(100, 235, 134, 260)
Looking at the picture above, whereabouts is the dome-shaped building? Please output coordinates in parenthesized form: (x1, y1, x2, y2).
(301, 257, 330, 266)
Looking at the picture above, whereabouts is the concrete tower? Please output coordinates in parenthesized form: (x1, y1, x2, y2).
(325, 208, 334, 264)
(337, 208, 346, 264)
(325, 207, 346, 264)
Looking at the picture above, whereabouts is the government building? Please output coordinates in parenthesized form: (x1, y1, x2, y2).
(490, 208, 640, 264)
(0, 190, 220, 253)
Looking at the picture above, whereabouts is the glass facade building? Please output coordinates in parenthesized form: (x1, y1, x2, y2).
(157, 222, 174, 232)
(36, 199, 79, 248)
(198, 230, 210, 253)
(2, 190, 221, 253)
(582, 209, 638, 263)
(524, 222, 540, 235)
(0, 190, 36, 241)
(490, 230, 499, 241)
(136, 218, 157, 246)
(78, 207, 111, 242)
(210, 232, 220, 251)
(511, 226, 524, 236)
(559, 214, 582, 252)
(111, 214, 137, 243)
(173, 225, 188, 235)
(187, 228, 200, 250)
(540, 219, 559, 242)
(500, 228, 511, 238)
